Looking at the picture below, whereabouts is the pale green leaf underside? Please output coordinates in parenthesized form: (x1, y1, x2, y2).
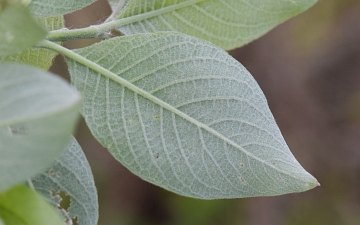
(115, 0, 317, 50)
(0, 63, 81, 192)
(66, 32, 317, 199)
(107, 0, 131, 19)
(108, 0, 131, 10)
(0, 4, 47, 56)
(0, 185, 65, 225)
(32, 137, 98, 225)
(1, 16, 64, 70)
(28, 0, 97, 17)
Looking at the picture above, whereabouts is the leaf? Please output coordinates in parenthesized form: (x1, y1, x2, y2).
(1, 16, 64, 70)
(66, 32, 318, 199)
(0, 63, 81, 192)
(0, 3, 47, 56)
(112, 0, 317, 50)
(31, 137, 98, 225)
(107, 0, 131, 19)
(0, 185, 65, 225)
(28, 0, 97, 17)
(108, 0, 131, 10)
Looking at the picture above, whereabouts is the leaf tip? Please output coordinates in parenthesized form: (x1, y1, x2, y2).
(305, 174, 320, 190)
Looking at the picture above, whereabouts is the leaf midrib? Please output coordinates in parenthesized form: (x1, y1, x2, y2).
(40, 40, 310, 185)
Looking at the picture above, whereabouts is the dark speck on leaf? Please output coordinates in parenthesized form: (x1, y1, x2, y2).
(154, 153, 159, 159)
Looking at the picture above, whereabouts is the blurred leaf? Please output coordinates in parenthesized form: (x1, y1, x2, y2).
(113, 0, 317, 50)
(0, 63, 81, 192)
(0, 185, 65, 225)
(28, 0, 96, 17)
(66, 32, 318, 199)
(32, 137, 98, 225)
(0, 3, 47, 56)
(1, 16, 64, 70)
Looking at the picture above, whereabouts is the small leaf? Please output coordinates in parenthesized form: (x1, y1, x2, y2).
(0, 185, 65, 225)
(0, 63, 81, 192)
(113, 0, 317, 50)
(0, 3, 47, 56)
(66, 32, 318, 199)
(1, 16, 64, 70)
(32, 137, 98, 225)
(28, 0, 97, 17)
(108, 0, 130, 10)
(107, 0, 131, 19)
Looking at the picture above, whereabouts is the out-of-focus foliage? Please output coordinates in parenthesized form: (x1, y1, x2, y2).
(0, 2, 46, 56)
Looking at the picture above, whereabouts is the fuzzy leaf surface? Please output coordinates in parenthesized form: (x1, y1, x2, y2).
(32, 137, 98, 225)
(29, 0, 96, 17)
(0, 185, 65, 225)
(66, 32, 318, 199)
(113, 0, 317, 50)
(0, 63, 81, 192)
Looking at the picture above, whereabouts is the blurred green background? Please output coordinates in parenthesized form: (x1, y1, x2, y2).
(50, 0, 360, 224)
